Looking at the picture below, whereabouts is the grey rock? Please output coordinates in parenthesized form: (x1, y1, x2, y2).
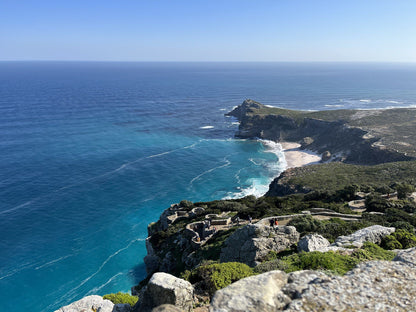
(115, 303, 133, 312)
(220, 224, 299, 266)
(394, 247, 416, 267)
(321, 150, 331, 161)
(282, 270, 332, 299)
(136, 272, 193, 312)
(151, 304, 183, 312)
(301, 137, 314, 147)
(286, 260, 416, 311)
(209, 270, 290, 312)
(54, 295, 114, 312)
(332, 225, 395, 248)
(297, 234, 330, 252)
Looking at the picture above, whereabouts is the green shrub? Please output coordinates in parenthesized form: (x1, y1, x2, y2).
(396, 183, 415, 199)
(358, 242, 395, 260)
(103, 292, 138, 306)
(179, 199, 194, 209)
(388, 221, 414, 232)
(189, 262, 254, 295)
(381, 229, 416, 250)
(393, 229, 416, 248)
(281, 251, 359, 275)
(381, 235, 403, 250)
(385, 208, 416, 226)
(365, 194, 389, 213)
(287, 215, 321, 234)
(254, 259, 296, 274)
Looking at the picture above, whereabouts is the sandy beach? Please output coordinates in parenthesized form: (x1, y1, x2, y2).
(280, 142, 321, 168)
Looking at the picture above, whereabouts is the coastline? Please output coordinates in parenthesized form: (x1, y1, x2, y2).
(280, 142, 321, 169)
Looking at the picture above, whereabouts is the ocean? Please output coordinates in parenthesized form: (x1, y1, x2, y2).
(1, 62, 416, 311)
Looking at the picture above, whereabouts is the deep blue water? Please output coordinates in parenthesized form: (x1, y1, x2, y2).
(1, 62, 416, 312)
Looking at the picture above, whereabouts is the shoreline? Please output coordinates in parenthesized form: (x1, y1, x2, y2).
(280, 141, 321, 169)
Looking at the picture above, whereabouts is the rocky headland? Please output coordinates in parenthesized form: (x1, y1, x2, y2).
(57, 100, 416, 312)
(227, 99, 416, 164)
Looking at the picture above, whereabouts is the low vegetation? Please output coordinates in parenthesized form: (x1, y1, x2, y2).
(278, 161, 416, 195)
(184, 262, 254, 295)
(103, 292, 138, 306)
(381, 229, 416, 250)
(255, 242, 395, 275)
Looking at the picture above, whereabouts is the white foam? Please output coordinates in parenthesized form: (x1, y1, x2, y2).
(0, 201, 33, 216)
(248, 158, 261, 166)
(324, 104, 344, 108)
(35, 254, 72, 270)
(219, 108, 227, 111)
(190, 158, 231, 185)
(60, 238, 144, 302)
(223, 178, 270, 200)
(223, 139, 287, 199)
(359, 99, 371, 103)
(86, 272, 124, 295)
(200, 126, 214, 129)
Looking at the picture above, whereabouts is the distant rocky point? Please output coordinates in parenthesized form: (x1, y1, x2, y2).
(227, 99, 416, 164)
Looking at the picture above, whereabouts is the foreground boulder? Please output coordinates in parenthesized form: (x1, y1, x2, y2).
(211, 247, 416, 311)
(210, 270, 332, 312)
(332, 225, 395, 248)
(210, 270, 290, 312)
(286, 259, 416, 311)
(297, 234, 330, 252)
(135, 272, 193, 312)
(54, 295, 115, 312)
(220, 224, 299, 266)
(393, 246, 416, 267)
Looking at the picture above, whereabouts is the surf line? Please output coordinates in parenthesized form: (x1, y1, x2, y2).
(189, 157, 232, 185)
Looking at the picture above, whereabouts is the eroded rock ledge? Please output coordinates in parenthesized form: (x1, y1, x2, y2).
(210, 247, 416, 312)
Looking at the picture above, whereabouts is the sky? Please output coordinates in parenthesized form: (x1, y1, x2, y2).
(0, 0, 415, 62)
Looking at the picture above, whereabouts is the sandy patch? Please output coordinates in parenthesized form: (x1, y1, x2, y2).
(281, 142, 321, 168)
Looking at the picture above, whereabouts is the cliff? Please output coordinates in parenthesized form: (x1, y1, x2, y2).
(227, 99, 416, 164)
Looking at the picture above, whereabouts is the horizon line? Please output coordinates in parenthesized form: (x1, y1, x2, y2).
(1, 60, 416, 64)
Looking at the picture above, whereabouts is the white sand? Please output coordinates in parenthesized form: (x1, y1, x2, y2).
(280, 142, 321, 168)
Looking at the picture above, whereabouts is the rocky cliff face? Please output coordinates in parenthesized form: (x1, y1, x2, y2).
(220, 224, 299, 266)
(227, 99, 412, 165)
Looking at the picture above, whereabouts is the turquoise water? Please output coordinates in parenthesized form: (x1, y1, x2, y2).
(1, 62, 416, 311)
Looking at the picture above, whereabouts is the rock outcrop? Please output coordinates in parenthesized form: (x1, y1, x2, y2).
(220, 224, 299, 266)
(297, 234, 330, 252)
(331, 225, 395, 248)
(210, 270, 290, 312)
(287, 257, 416, 311)
(393, 247, 416, 267)
(210, 247, 416, 312)
(54, 295, 122, 312)
(134, 272, 193, 312)
(227, 99, 414, 166)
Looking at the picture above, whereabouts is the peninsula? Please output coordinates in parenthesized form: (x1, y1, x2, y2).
(57, 100, 416, 312)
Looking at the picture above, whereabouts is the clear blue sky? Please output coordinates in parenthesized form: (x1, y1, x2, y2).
(1, 0, 415, 62)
